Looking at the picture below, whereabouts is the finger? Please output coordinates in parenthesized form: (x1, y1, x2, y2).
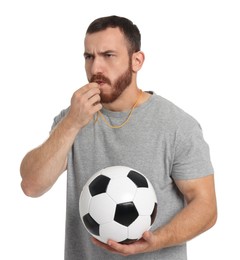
(107, 240, 131, 256)
(85, 86, 101, 100)
(79, 82, 99, 95)
(89, 93, 101, 106)
(91, 103, 102, 114)
(72, 83, 98, 100)
(71, 83, 100, 107)
(107, 233, 154, 256)
(141, 231, 157, 252)
(142, 231, 153, 242)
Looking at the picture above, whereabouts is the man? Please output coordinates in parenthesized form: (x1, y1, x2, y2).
(20, 15, 217, 259)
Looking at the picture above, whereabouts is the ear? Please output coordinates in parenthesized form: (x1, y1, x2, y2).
(131, 51, 145, 72)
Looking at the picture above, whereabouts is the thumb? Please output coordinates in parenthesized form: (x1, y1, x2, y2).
(142, 230, 154, 243)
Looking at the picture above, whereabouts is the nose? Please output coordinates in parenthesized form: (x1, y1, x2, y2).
(90, 56, 104, 75)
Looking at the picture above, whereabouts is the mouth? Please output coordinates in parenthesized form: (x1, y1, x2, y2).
(95, 80, 105, 85)
(90, 75, 111, 86)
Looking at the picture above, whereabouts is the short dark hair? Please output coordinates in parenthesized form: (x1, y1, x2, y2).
(86, 15, 141, 54)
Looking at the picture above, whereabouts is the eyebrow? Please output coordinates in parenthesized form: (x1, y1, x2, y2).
(84, 50, 117, 57)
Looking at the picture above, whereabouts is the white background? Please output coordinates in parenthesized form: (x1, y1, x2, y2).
(0, 0, 239, 259)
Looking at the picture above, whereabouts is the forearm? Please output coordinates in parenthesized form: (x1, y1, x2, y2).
(153, 196, 217, 250)
(21, 84, 102, 197)
(20, 115, 80, 197)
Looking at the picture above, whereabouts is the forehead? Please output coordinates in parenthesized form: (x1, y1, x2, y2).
(84, 27, 129, 53)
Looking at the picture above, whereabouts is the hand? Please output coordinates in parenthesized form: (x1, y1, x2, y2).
(91, 231, 158, 256)
(67, 83, 102, 129)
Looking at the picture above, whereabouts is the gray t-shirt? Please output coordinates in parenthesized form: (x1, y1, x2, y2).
(52, 92, 214, 260)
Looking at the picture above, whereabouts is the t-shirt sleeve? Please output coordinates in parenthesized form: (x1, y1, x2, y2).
(50, 108, 69, 132)
(171, 119, 214, 180)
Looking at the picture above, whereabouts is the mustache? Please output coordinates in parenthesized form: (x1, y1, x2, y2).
(90, 74, 111, 85)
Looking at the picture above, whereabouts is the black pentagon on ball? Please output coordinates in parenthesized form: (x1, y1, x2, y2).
(127, 170, 148, 188)
(114, 202, 139, 227)
(83, 213, 100, 236)
(89, 175, 110, 196)
(151, 203, 158, 225)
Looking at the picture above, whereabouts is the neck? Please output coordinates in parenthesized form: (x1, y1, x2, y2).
(102, 87, 144, 112)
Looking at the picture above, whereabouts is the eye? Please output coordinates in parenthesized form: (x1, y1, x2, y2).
(84, 54, 94, 60)
(104, 53, 114, 58)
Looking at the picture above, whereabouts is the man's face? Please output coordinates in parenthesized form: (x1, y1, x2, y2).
(84, 27, 133, 103)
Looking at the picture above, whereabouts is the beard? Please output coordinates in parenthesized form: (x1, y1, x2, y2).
(89, 60, 133, 103)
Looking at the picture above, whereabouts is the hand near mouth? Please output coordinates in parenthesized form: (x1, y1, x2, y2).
(67, 83, 102, 129)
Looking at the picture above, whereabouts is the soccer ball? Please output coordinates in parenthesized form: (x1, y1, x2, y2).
(79, 166, 157, 244)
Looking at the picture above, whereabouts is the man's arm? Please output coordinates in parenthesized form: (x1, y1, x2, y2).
(20, 83, 102, 197)
(20, 116, 78, 197)
(153, 174, 217, 248)
(92, 174, 217, 256)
